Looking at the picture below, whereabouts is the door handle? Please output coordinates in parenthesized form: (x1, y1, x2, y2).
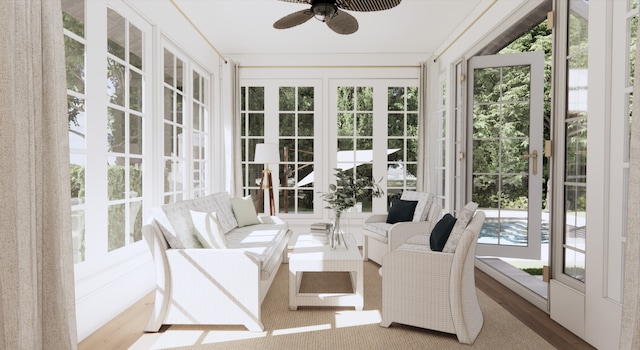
(521, 150, 538, 175)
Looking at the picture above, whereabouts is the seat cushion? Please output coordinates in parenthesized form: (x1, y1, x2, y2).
(386, 200, 418, 224)
(430, 213, 457, 251)
(362, 222, 392, 243)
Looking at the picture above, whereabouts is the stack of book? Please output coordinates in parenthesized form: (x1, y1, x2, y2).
(310, 222, 331, 242)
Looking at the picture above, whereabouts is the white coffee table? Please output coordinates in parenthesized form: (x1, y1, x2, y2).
(288, 233, 364, 311)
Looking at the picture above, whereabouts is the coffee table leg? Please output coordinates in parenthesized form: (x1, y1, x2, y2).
(289, 268, 298, 311)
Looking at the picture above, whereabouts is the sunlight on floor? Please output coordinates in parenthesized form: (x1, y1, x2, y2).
(335, 310, 382, 328)
(128, 309, 382, 348)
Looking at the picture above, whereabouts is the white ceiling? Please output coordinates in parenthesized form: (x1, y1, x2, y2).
(167, 0, 484, 56)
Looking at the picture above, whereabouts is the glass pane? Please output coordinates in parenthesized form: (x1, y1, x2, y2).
(388, 114, 404, 136)
(108, 203, 125, 251)
(356, 87, 373, 110)
(164, 124, 173, 157)
(248, 87, 264, 110)
(298, 87, 314, 111)
(564, 249, 586, 281)
(298, 114, 314, 137)
(473, 104, 500, 138)
(129, 70, 143, 112)
(107, 58, 125, 106)
(164, 160, 172, 191)
(248, 113, 264, 136)
(567, 53, 589, 118)
(193, 72, 201, 101)
(473, 174, 498, 208)
(129, 23, 143, 69)
(279, 114, 295, 136)
(176, 126, 184, 157)
(388, 87, 405, 111)
(502, 103, 530, 138)
(176, 58, 184, 91)
(279, 86, 295, 111)
(388, 139, 403, 162)
(130, 160, 143, 197)
(407, 86, 419, 111)
(107, 161, 125, 200)
(337, 86, 354, 110)
(474, 67, 500, 103)
(298, 139, 314, 162)
(407, 113, 418, 136)
(568, 10, 589, 55)
(473, 139, 499, 173)
(107, 108, 125, 153)
(357, 138, 373, 151)
(164, 49, 174, 86)
(68, 96, 86, 149)
(565, 185, 587, 248)
(279, 189, 295, 213)
(129, 114, 142, 155)
(387, 163, 403, 188)
(176, 93, 183, 125)
(297, 190, 314, 212)
(71, 207, 85, 263)
(501, 65, 530, 101)
(337, 113, 354, 136)
(629, 16, 638, 86)
(565, 118, 588, 182)
(501, 139, 529, 174)
(193, 103, 200, 130)
(337, 138, 353, 152)
(357, 113, 373, 136)
(64, 36, 85, 93)
(129, 201, 143, 243)
(107, 9, 125, 60)
(164, 87, 174, 121)
(62, 0, 85, 37)
(70, 154, 85, 201)
(407, 139, 418, 162)
(248, 139, 264, 162)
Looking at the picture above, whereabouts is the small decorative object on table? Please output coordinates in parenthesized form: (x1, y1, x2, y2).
(320, 168, 384, 249)
(310, 222, 331, 242)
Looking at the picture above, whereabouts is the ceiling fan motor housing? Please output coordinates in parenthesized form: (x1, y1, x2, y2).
(311, 1, 338, 22)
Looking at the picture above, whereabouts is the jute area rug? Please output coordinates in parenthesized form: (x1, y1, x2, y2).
(130, 261, 555, 350)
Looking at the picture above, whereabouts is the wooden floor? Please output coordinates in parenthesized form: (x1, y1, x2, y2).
(79, 268, 596, 350)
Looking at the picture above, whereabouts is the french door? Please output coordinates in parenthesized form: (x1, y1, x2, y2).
(468, 51, 545, 260)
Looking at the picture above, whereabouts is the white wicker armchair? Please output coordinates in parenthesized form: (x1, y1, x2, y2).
(362, 191, 440, 265)
(380, 210, 486, 344)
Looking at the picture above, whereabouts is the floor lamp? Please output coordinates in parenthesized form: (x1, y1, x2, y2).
(254, 143, 279, 216)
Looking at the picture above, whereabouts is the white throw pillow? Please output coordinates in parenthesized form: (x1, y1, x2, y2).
(442, 202, 478, 253)
(190, 210, 227, 249)
(230, 196, 261, 227)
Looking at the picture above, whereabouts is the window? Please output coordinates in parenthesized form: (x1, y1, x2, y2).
(563, 1, 589, 282)
(162, 48, 186, 204)
(64, 0, 87, 263)
(279, 86, 315, 214)
(240, 86, 265, 207)
(191, 70, 210, 197)
(106, 8, 145, 251)
(436, 79, 447, 209)
(386, 86, 419, 205)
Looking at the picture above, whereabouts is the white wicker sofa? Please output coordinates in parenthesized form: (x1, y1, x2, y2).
(142, 192, 291, 332)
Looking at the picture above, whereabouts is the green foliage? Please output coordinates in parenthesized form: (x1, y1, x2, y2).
(321, 168, 384, 212)
(70, 164, 85, 199)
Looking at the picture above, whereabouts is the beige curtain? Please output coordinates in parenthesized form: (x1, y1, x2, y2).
(621, 24, 640, 350)
(416, 61, 430, 191)
(0, 0, 78, 348)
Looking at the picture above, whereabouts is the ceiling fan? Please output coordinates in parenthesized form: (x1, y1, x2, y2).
(273, 0, 401, 35)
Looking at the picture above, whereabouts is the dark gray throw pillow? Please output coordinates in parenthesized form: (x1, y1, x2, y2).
(430, 213, 457, 251)
(386, 200, 418, 224)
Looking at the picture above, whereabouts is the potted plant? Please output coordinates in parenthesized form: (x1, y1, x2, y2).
(320, 168, 384, 248)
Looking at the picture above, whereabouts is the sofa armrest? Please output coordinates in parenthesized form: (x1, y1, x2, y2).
(364, 214, 389, 224)
(387, 221, 433, 252)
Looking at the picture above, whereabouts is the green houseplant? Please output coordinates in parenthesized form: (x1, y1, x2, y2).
(321, 168, 384, 248)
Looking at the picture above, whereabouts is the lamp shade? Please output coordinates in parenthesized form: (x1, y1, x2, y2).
(254, 143, 280, 165)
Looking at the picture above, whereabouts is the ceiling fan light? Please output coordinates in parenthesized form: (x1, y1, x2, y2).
(311, 2, 337, 22)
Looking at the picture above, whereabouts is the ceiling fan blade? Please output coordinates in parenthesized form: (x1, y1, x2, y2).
(337, 0, 401, 12)
(326, 10, 358, 35)
(278, 0, 312, 4)
(274, 9, 314, 29)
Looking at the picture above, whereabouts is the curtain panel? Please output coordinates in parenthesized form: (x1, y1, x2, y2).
(416, 61, 430, 191)
(0, 0, 77, 348)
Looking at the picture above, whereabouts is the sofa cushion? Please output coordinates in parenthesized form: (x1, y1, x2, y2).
(442, 202, 478, 253)
(225, 219, 289, 280)
(400, 191, 434, 222)
(430, 213, 457, 251)
(190, 210, 227, 249)
(362, 222, 392, 243)
(231, 196, 261, 227)
(158, 200, 203, 249)
(190, 193, 239, 234)
(386, 200, 418, 224)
